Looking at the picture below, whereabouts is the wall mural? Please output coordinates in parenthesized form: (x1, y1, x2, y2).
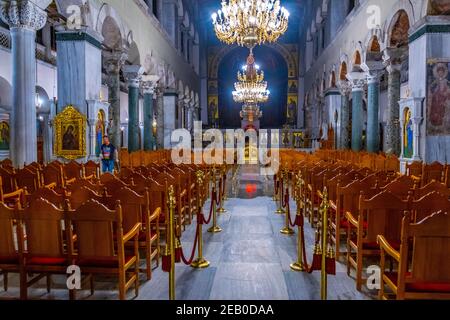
(427, 59, 450, 135)
(403, 108, 413, 158)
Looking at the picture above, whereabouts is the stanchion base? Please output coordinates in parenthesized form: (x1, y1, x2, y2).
(207, 226, 223, 233)
(217, 207, 227, 213)
(280, 227, 295, 235)
(191, 258, 210, 269)
(290, 262, 306, 272)
(275, 209, 285, 214)
(272, 196, 278, 201)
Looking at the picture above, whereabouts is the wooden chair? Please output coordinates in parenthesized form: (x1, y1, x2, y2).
(0, 202, 23, 295)
(414, 180, 450, 199)
(105, 187, 160, 280)
(20, 198, 69, 299)
(405, 161, 423, 179)
(0, 167, 17, 194)
(42, 164, 64, 189)
(83, 161, 100, 180)
(66, 199, 140, 300)
(67, 178, 104, 195)
(378, 211, 450, 300)
(69, 186, 107, 210)
(380, 176, 417, 200)
(445, 164, 450, 189)
(64, 161, 83, 183)
(333, 180, 378, 259)
(15, 168, 40, 194)
(410, 191, 450, 222)
(346, 191, 410, 291)
(422, 162, 445, 185)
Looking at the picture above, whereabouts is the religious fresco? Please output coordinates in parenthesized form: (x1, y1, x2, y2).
(403, 108, 413, 158)
(95, 110, 105, 157)
(208, 96, 219, 124)
(288, 80, 298, 93)
(0, 121, 9, 150)
(208, 80, 218, 95)
(286, 95, 298, 126)
(426, 60, 450, 135)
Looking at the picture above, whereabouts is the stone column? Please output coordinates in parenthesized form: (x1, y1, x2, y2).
(141, 77, 158, 151)
(104, 51, 127, 150)
(384, 48, 405, 156)
(338, 81, 352, 149)
(163, 89, 178, 149)
(347, 71, 366, 152)
(186, 104, 194, 134)
(123, 65, 144, 153)
(155, 87, 165, 149)
(0, 0, 50, 167)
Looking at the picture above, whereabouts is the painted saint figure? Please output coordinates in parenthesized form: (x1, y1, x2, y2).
(429, 63, 450, 128)
(62, 125, 79, 151)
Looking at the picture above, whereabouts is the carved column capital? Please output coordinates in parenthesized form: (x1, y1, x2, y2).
(0, 0, 50, 31)
(103, 50, 128, 75)
(123, 65, 144, 88)
(337, 80, 352, 96)
(141, 75, 160, 95)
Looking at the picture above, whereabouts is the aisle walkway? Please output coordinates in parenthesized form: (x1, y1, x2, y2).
(140, 165, 374, 300)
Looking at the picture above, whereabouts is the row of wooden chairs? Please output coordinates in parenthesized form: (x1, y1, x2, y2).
(0, 198, 140, 300)
(280, 151, 450, 299)
(406, 161, 450, 188)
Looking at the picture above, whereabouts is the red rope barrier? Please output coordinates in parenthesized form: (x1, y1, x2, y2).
(177, 223, 200, 265)
(203, 189, 216, 225)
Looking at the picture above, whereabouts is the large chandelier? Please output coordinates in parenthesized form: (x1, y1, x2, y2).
(212, 0, 289, 48)
(233, 52, 270, 105)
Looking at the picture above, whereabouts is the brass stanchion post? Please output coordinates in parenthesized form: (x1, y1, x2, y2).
(167, 185, 176, 300)
(290, 172, 306, 271)
(280, 168, 294, 235)
(208, 166, 222, 233)
(191, 171, 210, 268)
(320, 187, 330, 300)
(275, 172, 285, 214)
(217, 166, 226, 213)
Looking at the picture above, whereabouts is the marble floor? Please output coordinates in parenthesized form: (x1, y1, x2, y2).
(0, 165, 376, 300)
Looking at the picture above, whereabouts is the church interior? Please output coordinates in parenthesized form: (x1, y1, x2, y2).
(0, 0, 450, 302)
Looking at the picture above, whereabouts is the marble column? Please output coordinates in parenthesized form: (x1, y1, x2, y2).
(185, 97, 194, 133)
(366, 71, 382, 153)
(384, 48, 405, 156)
(155, 87, 165, 149)
(338, 81, 352, 149)
(104, 51, 127, 150)
(163, 89, 178, 149)
(347, 70, 366, 152)
(123, 65, 144, 153)
(0, 0, 50, 167)
(141, 77, 158, 151)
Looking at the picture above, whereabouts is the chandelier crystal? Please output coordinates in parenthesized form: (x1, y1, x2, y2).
(212, 0, 289, 48)
(233, 52, 270, 105)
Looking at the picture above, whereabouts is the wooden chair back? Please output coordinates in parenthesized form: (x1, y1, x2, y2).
(0, 202, 20, 259)
(15, 168, 40, 194)
(69, 186, 106, 210)
(67, 199, 120, 259)
(411, 191, 450, 222)
(0, 167, 17, 194)
(400, 211, 450, 289)
(42, 164, 64, 188)
(64, 161, 83, 180)
(21, 198, 66, 259)
(359, 191, 410, 245)
(414, 180, 450, 199)
(406, 161, 423, 178)
(83, 161, 100, 179)
(423, 162, 445, 184)
(28, 187, 66, 209)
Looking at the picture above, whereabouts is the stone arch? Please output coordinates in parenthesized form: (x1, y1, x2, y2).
(178, 80, 184, 97)
(209, 43, 297, 79)
(0, 77, 12, 111)
(184, 85, 190, 99)
(127, 41, 141, 66)
(339, 61, 348, 81)
(387, 10, 411, 48)
(95, 3, 130, 50)
(35, 86, 50, 113)
(352, 50, 362, 66)
(329, 69, 337, 88)
(383, 1, 415, 48)
(427, 0, 450, 15)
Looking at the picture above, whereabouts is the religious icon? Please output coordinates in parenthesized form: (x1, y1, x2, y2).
(427, 61, 450, 135)
(403, 108, 413, 159)
(54, 105, 87, 160)
(208, 80, 218, 94)
(288, 80, 298, 93)
(0, 121, 10, 150)
(208, 96, 219, 122)
(286, 95, 298, 125)
(96, 110, 106, 157)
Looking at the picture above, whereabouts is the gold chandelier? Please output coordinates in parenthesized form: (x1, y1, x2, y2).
(233, 52, 270, 105)
(212, 0, 290, 48)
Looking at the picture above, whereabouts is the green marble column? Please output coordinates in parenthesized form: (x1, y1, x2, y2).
(351, 88, 364, 151)
(338, 82, 351, 149)
(142, 80, 156, 151)
(123, 65, 144, 152)
(386, 64, 402, 155)
(367, 74, 381, 153)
